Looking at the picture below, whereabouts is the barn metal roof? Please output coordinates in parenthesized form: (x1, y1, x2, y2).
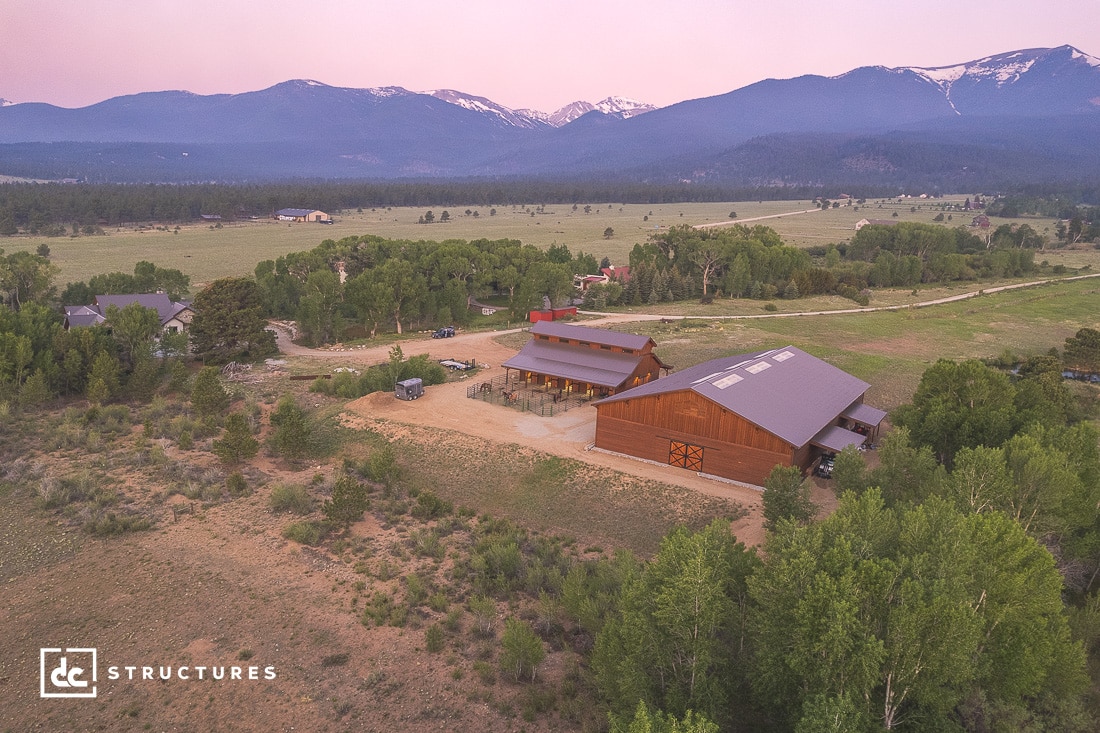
(275, 208, 318, 217)
(595, 346, 874, 448)
(811, 425, 868, 453)
(841, 402, 887, 427)
(529, 321, 655, 351)
(502, 339, 644, 388)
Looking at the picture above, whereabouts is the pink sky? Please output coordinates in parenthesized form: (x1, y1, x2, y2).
(4, 0, 1099, 112)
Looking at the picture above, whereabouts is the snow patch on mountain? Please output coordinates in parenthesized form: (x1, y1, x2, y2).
(425, 89, 549, 129)
(902, 46, 1099, 91)
(0, 98, 14, 107)
(425, 90, 657, 128)
(547, 97, 658, 126)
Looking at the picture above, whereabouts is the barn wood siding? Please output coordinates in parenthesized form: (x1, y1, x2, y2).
(594, 415, 793, 486)
(597, 390, 789, 453)
(595, 390, 798, 485)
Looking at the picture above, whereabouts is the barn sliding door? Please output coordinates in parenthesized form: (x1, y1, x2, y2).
(668, 440, 704, 471)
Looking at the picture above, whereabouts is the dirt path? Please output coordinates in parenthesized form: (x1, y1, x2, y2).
(693, 207, 822, 230)
(268, 272, 1100, 548)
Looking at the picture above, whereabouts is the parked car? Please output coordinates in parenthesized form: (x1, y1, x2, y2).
(432, 326, 455, 338)
(814, 455, 836, 478)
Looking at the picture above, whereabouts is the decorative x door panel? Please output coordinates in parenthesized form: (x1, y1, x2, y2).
(668, 440, 703, 471)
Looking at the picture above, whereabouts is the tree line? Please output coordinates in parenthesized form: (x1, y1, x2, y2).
(0, 181, 885, 233)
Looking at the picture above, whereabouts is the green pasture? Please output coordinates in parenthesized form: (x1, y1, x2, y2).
(7, 196, 1066, 288)
(599, 277, 1100, 411)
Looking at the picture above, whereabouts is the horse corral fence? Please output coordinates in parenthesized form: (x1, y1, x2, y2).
(466, 374, 592, 416)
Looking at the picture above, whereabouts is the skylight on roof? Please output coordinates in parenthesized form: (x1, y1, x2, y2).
(745, 361, 772, 375)
(712, 373, 744, 389)
(772, 350, 795, 362)
(692, 372, 725, 385)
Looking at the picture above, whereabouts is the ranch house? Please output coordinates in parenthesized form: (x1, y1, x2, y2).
(64, 293, 195, 334)
(502, 321, 667, 398)
(593, 346, 885, 486)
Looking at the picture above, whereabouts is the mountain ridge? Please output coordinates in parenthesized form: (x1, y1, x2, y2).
(1, 45, 1098, 184)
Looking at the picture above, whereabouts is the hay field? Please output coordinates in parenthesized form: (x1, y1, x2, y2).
(7, 196, 1064, 288)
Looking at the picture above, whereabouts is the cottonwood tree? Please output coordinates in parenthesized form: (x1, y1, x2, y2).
(593, 520, 758, 727)
(892, 359, 1016, 467)
(748, 490, 1087, 731)
(500, 618, 545, 682)
(762, 464, 815, 530)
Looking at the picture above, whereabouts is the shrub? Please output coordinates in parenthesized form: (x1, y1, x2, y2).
(425, 624, 445, 653)
(283, 520, 331, 546)
(226, 472, 249, 497)
(84, 510, 154, 536)
(411, 490, 452, 521)
(270, 484, 312, 514)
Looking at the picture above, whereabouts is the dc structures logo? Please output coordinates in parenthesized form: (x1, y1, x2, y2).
(40, 648, 97, 698)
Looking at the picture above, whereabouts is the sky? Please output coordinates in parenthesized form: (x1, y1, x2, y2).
(4, 0, 1100, 112)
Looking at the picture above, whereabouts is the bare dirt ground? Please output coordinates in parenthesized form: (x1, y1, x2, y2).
(0, 316, 839, 732)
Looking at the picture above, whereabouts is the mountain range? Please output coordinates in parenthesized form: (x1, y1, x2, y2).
(1, 45, 1098, 186)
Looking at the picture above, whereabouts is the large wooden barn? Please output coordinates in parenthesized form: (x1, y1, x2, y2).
(594, 346, 886, 486)
(502, 321, 667, 397)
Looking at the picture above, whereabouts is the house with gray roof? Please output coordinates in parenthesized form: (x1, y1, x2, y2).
(594, 346, 885, 486)
(64, 294, 194, 334)
(502, 321, 667, 397)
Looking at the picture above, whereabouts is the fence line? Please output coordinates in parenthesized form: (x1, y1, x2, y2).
(466, 374, 591, 416)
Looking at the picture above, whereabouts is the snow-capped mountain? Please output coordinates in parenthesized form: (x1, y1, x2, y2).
(0, 46, 1097, 182)
(425, 90, 656, 128)
(894, 45, 1100, 115)
(0, 98, 13, 107)
(544, 97, 658, 126)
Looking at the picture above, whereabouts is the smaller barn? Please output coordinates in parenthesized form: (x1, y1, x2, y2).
(275, 208, 331, 223)
(502, 321, 667, 398)
(594, 346, 886, 485)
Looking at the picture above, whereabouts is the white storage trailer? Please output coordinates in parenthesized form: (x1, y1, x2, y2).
(394, 378, 424, 400)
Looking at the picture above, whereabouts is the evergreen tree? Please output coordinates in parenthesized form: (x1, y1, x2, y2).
(212, 412, 258, 465)
(190, 366, 229, 417)
(270, 394, 310, 461)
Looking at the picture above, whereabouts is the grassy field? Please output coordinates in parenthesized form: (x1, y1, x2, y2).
(5, 196, 1070, 288)
(611, 277, 1100, 411)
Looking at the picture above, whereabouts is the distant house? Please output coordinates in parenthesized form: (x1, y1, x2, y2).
(971, 215, 990, 229)
(600, 265, 631, 284)
(855, 218, 900, 231)
(594, 346, 885, 486)
(575, 274, 609, 291)
(275, 208, 331, 223)
(503, 321, 667, 398)
(199, 214, 223, 222)
(64, 293, 194, 334)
